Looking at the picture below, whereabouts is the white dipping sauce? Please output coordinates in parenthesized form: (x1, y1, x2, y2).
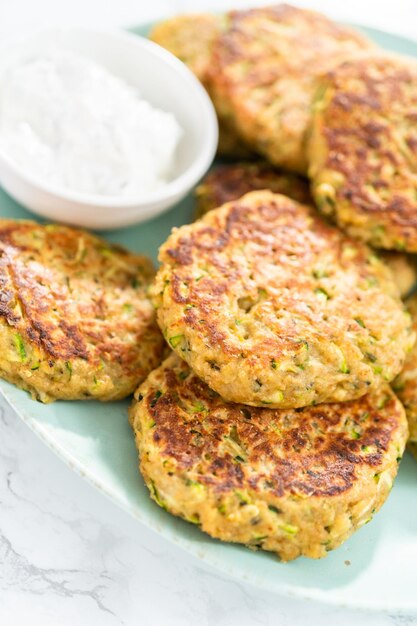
(0, 49, 183, 197)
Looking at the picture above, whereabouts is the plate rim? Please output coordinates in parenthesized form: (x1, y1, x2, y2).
(2, 18, 417, 614)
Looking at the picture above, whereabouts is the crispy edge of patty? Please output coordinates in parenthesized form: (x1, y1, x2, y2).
(194, 161, 312, 218)
(130, 353, 407, 562)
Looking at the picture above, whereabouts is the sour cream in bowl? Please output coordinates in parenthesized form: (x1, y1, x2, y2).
(0, 29, 218, 229)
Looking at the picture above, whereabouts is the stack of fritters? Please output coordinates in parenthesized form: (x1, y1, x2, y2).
(150, 6, 375, 166)
(130, 190, 412, 561)
(2, 3, 416, 565)
(151, 4, 417, 274)
(150, 4, 417, 460)
(207, 5, 376, 172)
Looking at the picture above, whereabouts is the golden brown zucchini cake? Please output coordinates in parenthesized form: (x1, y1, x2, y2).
(308, 54, 417, 252)
(0, 220, 164, 402)
(152, 191, 413, 408)
(130, 353, 407, 562)
(209, 4, 375, 172)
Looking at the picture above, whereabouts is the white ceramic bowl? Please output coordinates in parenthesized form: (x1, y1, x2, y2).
(0, 28, 218, 230)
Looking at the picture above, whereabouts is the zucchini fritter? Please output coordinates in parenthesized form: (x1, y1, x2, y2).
(209, 4, 374, 172)
(152, 191, 413, 408)
(308, 54, 417, 251)
(130, 354, 407, 562)
(0, 220, 164, 402)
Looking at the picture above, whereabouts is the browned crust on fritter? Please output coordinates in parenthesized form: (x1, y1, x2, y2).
(195, 162, 312, 217)
(0, 220, 165, 401)
(194, 167, 417, 296)
(130, 353, 407, 560)
(140, 357, 402, 497)
(209, 4, 375, 173)
(309, 54, 417, 251)
(153, 190, 413, 408)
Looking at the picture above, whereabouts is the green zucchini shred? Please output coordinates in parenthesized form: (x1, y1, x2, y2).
(149, 480, 168, 510)
(13, 334, 27, 362)
(65, 361, 72, 380)
(191, 401, 207, 413)
(169, 334, 184, 349)
(314, 287, 330, 300)
(99, 247, 114, 258)
(235, 490, 251, 505)
(150, 390, 162, 408)
(279, 523, 298, 535)
(185, 479, 203, 489)
(268, 505, 282, 514)
(340, 358, 350, 374)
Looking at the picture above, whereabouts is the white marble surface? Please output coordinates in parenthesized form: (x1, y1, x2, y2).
(1, 1, 417, 624)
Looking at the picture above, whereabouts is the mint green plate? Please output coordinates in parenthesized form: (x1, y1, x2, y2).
(1, 22, 417, 613)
